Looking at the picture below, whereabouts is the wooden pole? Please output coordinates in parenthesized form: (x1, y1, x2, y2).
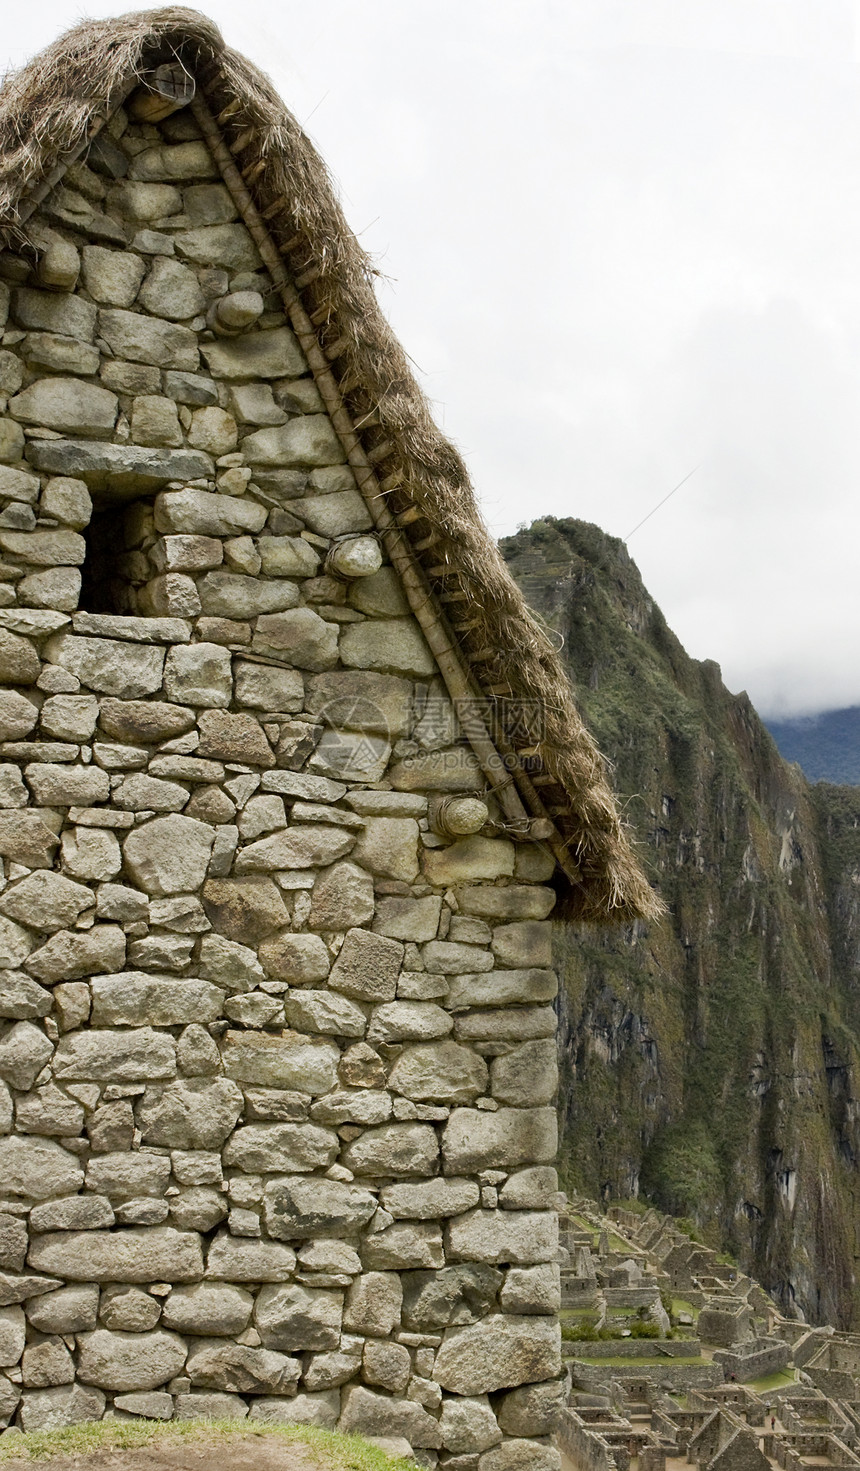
(190, 92, 580, 884)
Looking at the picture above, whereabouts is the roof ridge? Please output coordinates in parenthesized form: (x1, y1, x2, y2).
(0, 8, 661, 922)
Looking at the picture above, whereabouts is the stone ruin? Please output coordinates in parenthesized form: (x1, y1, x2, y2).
(556, 1197, 860, 1470)
(0, 10, 659, 1467)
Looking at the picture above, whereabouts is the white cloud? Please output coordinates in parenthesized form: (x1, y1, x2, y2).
(4, 0, 860, 715)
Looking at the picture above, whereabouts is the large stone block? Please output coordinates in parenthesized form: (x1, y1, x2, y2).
(433, 1314, 561, 1395)
(43, 633, 165, 698)
(123, 814, 215, 896)
(491, 921, 553, 969)
(0, 914, 37, 969)
(0, 529, 86, 566)
(234, 660, 304, 712)
(0, 690, 38, 740)
(0, 630, 40, 686)
(446, 1209, 558, 1266)
(290, 490, 372, 537)
(453, 1006, 556, 1045)
(339, 1384, 442, 1449)
(308, 860, 375, 930)
(201, 327, 305, 379)
(13, 287, 96, 341)
(26, 926, 125, 984)
(202, 876, 291, 945)
(490, 1040, 559, 1108)
(423, 836, 516, 886)
(380, 1178, 480, 1219)
(197, 571, 300, 619)
(0, 1136, 82, 1200)
(130, 142, 219, 181)
(368, 1001, 453, 1044)
(447, 970, 557, 1011)
(0, 969, 46, 1021)
(98, 308, 199, 369)
(258, 931, 330, 985)
(439, 1395, 502, 1454)
(351, 816, 420, 882)
(138, 257, 206, 320)
(499, 1264, 561, 1316)
(328, 928, 403, 1003)
(373, 895, 442, 943)
(264, 1176, 377, 1240)
(309, 1090, 391, 1125)
(252, 608, 339, 671)
(163, 641, 232, 707)
(255, 1282, 343, 1351)
(0, 871, 93, 933)
(341, 1122, 439, 1177)
(236, 825, 355, 874)
(243, 415, 345, 468)
(185, 1339, 300, 1395)
(52, 1027, 176, 1082)
(223, 1122, 338, 1173)
(85, 1152, 169, 1199)
(81, 246, 146, 307)
(442, 1107, 557, 1172)
(25, 1284, 99, 1335)
(76, 1328, 187, 1392)
(362, 1220, 445, 1270)
(0, 1022, 53, 1091)
(155, 487, 266, 537)
(339, 617, 435, 678)
(18, 1382, 106, 1433)
(342, 1271, 402, 1335)
(284, 988, 367, 1038)
(27, 439, 214, 495)
(28, 1228, 203, 1282)
(455, 885, 556, 921)
(136, 1077, 243, 1149)
(205, 1233, 296, 1282)
(479, 1443, 561, 1471)
(249, 1391, 339, 1428)
(162, 1282, 253, 1336)
(221, 1030, 338, 1092)
(10, 378, 117, 437)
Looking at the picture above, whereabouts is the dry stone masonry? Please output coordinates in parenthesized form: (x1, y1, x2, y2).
(0, 86, 564, 1467)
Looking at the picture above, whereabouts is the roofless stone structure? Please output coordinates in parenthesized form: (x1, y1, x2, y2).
(0, 9, 654, 1460)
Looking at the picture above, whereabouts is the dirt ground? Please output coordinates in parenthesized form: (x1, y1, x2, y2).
(0, 1435, 326, 1471)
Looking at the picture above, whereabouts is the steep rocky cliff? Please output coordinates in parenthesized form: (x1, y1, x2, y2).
(502, 517, 860, 1328)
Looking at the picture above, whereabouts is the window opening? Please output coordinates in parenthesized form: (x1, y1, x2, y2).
(79, 496, 156, 615)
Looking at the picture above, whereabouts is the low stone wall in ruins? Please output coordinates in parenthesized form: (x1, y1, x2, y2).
(0, 95, 564, 1466)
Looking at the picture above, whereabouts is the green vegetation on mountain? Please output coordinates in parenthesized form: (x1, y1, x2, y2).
(502, 516, 860, 1327)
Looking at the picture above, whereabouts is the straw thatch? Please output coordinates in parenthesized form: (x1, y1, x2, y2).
(0, 8, 660, 922)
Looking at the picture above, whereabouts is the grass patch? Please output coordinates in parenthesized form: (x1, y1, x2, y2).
(748, 1370, 796, 1394)
(0, 1419, 420, 1470)
(571, 1354, 710, 1368)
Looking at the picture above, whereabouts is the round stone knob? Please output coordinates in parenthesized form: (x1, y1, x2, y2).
(325, 536, 383, 580)
(432, 795, 490, 837)
(213, 291, 265, 334)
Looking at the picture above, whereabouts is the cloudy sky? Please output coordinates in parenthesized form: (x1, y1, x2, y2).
(4, 1, 860, 716)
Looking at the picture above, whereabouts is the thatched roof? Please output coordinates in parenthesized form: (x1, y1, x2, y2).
(0, 8, 660, 922)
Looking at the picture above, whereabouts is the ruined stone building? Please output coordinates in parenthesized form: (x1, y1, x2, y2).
(0, 9, 655, 1462)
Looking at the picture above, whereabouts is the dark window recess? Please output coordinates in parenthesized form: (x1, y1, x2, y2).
(79, 498, 156, 615)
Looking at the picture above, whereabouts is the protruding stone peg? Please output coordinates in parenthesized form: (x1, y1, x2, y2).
(38, 241, 80, 292)
(325, 535, 383, 580)
(213, 291, 265, 335)
(431, 794, 490, 838)
(128, 62, 196, 122)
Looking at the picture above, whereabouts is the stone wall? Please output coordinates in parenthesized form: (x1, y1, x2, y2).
(0, 98, 563, 1466)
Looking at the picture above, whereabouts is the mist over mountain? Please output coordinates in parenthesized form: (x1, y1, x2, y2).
(766, 706, 860, 786)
